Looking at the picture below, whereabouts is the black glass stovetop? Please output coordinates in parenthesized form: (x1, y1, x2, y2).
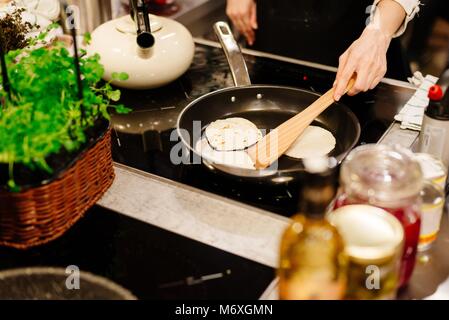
(111, 43, 415, 216)
(0, 206, 274, 300)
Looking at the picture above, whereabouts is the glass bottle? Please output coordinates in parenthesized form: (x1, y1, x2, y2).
(335, 144, 423, 288)
(279, 158, 347, 300)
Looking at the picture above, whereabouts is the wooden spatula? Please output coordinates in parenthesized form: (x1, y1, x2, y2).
(247, 78, 356, 169)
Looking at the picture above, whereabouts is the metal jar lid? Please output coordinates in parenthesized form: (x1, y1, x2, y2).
(327, 205, 404, 264)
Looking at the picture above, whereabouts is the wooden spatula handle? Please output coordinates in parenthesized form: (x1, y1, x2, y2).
(248, 78, 355, 169)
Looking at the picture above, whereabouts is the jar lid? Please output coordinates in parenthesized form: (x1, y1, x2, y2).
(328, 205, 404, 262)
(341, 144, 423, 206)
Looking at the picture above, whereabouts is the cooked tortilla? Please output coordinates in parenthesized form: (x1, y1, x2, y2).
(205, 118, 262, 151)
(195, 138, 256, 170)
(285, 126, 336, 159)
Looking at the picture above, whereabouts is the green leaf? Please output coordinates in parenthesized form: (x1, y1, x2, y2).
(99, 105, 111, 120)
(108, 90, 121, 102)
(7, 180, 20, 193)
(118, 72, 129, 81)
(47, 23, 59, 31)
(115, 104, 132, 114)
(111, 72, 129, 81)
(83, 32, 92, 45)
(63, 140, 76, 151)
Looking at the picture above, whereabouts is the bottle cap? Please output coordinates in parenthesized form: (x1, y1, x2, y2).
(428, 85, 444, 101)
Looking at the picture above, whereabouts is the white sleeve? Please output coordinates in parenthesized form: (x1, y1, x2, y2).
(37, 0, 61, 21)
(15, 0, 61, 21)
(371, 0, 421, 37)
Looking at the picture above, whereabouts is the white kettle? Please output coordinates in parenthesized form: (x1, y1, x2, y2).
(87, 0, 195, 90)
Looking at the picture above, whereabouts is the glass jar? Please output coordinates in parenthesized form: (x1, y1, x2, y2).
(414, 153, 448, 190)
(419, 180, 445, 251)
(335, 144, 423, 288)
(327, 205, 404, 300)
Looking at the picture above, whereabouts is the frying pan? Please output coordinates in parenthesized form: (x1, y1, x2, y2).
(177, 22, 360, 183)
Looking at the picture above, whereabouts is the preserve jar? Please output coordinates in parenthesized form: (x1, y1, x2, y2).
(335, 144, 423, 288)
(327, 205, 404, 300)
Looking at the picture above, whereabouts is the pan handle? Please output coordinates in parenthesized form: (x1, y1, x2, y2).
(214, 22, 252, 87)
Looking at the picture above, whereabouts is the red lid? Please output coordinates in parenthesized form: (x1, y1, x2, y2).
(428, 85, 444, 101)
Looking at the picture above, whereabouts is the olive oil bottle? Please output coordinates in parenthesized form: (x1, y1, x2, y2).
(278, 159, 347, 300)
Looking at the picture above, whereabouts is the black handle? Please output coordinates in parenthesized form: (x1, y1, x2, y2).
(63, 3, 85, 122)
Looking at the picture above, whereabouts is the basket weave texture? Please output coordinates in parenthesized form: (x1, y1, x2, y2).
(0, 128, 115, 250)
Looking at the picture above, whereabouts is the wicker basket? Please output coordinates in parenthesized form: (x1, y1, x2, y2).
(0, 128, 115, 250)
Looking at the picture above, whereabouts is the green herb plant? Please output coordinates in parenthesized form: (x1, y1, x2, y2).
(0, 26, 131, 191)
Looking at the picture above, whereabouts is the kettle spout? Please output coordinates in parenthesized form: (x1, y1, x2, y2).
(137, 34, 154, 58)
(130, 0, 155, 55)
(137, 31, 155, 49)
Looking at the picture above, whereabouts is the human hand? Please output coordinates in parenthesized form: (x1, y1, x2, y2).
(333, 26, 391, 101)
(226, 0, 258, 46)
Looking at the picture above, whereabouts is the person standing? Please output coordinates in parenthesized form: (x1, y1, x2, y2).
(226, 0, 421, 100)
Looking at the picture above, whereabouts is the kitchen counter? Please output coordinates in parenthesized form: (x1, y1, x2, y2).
(98, 164, 289, 269)
(98, 161, 449, 300)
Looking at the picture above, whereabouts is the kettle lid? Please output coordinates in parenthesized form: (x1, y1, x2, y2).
(115, 15, 163, 34)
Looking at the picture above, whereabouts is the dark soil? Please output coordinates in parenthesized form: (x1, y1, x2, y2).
(0, 118, 109, 191)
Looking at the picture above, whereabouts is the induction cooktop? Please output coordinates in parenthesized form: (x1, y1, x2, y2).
(0, 206, 274, 300)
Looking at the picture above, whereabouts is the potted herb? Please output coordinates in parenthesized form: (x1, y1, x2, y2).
(0, 26, 131, 249)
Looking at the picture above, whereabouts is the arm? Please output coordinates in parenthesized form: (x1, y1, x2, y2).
(377, 0, 421, 37)
(370, 0, 408, 38)
(226, 0, 258, 46)
(333, 0, 420, 100)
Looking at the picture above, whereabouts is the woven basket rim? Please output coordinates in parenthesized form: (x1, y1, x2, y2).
(1, 121, 111, 192)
